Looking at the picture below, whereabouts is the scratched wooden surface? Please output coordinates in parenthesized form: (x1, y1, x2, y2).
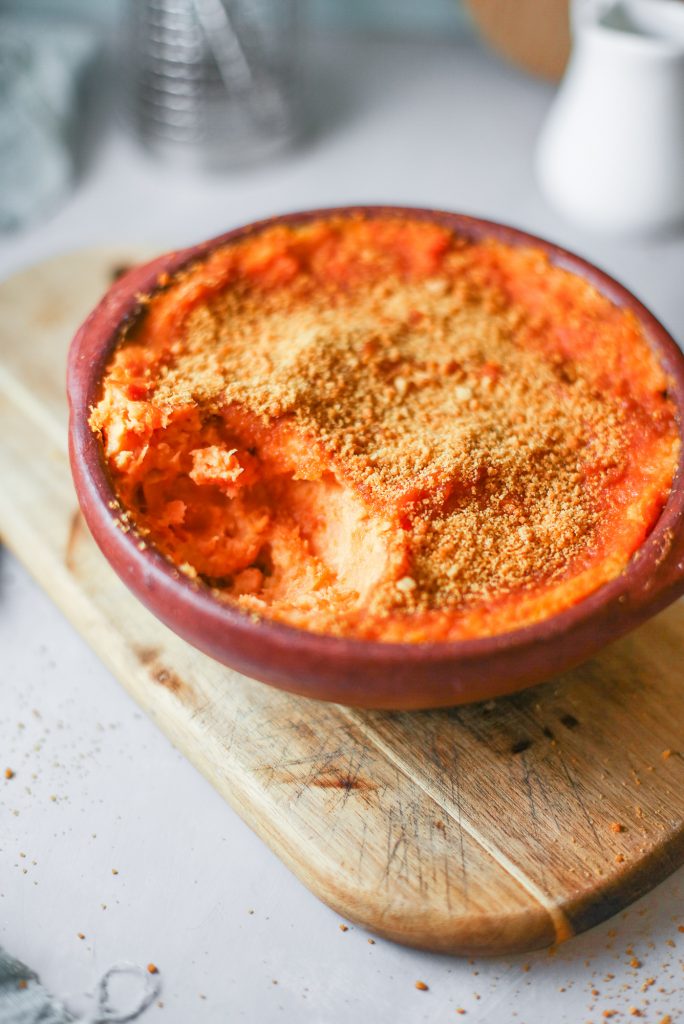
(2, 249, 684, 956)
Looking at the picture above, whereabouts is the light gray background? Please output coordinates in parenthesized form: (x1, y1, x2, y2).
(1, 27, 683, 1024)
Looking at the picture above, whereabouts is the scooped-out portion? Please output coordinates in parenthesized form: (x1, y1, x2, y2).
(90, 215, 680, 642)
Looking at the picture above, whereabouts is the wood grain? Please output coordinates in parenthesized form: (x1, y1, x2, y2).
(1, 249, 684, 955)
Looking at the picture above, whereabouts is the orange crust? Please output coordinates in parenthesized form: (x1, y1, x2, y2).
(90, 216, 680, 642)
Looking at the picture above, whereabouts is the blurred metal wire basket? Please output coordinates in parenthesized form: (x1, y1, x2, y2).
(124, 0, 302, 168)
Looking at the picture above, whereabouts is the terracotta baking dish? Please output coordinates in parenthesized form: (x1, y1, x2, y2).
(67, 207, 684, 710)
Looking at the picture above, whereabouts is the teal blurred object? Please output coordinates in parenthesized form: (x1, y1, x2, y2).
(0, 947, 71, 1023)
(310, 0, 467, 34)
(0, 946, 161, 1023)
(0, 0, 468, 36)
(0, 18, 99, 231)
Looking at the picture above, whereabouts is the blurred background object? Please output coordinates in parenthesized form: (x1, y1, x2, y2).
(465, 0, 571, 80)
(536, 0, 684, 235)
(0, 0, 471, 233)
(0, 13, 98, 232)
(1, 0, 683, 238)
(124, 0, 302, 169)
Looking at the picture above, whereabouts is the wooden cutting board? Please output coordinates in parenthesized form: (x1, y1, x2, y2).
(2, 248, 684, 956)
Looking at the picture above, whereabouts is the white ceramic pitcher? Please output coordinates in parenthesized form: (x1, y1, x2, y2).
(536, 0, 684, 234)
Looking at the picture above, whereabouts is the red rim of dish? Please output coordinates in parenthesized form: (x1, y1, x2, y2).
(67, 206, 684, 697)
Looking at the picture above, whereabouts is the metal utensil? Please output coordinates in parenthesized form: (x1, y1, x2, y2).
(124, 0, 301, 168)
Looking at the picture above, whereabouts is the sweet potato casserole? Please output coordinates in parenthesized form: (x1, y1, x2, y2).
(90, 215, 679, 642)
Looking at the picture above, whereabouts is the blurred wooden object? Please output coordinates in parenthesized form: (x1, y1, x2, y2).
(465, 0, 572, 81)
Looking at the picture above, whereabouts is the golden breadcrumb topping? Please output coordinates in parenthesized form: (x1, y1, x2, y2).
(90, 216, 679, 641)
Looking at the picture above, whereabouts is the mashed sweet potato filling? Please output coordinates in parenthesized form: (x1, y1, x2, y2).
(91, 216, 680, 642)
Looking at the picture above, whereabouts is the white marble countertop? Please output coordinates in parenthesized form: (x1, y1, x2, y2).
(1, 31, 683, 1024)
